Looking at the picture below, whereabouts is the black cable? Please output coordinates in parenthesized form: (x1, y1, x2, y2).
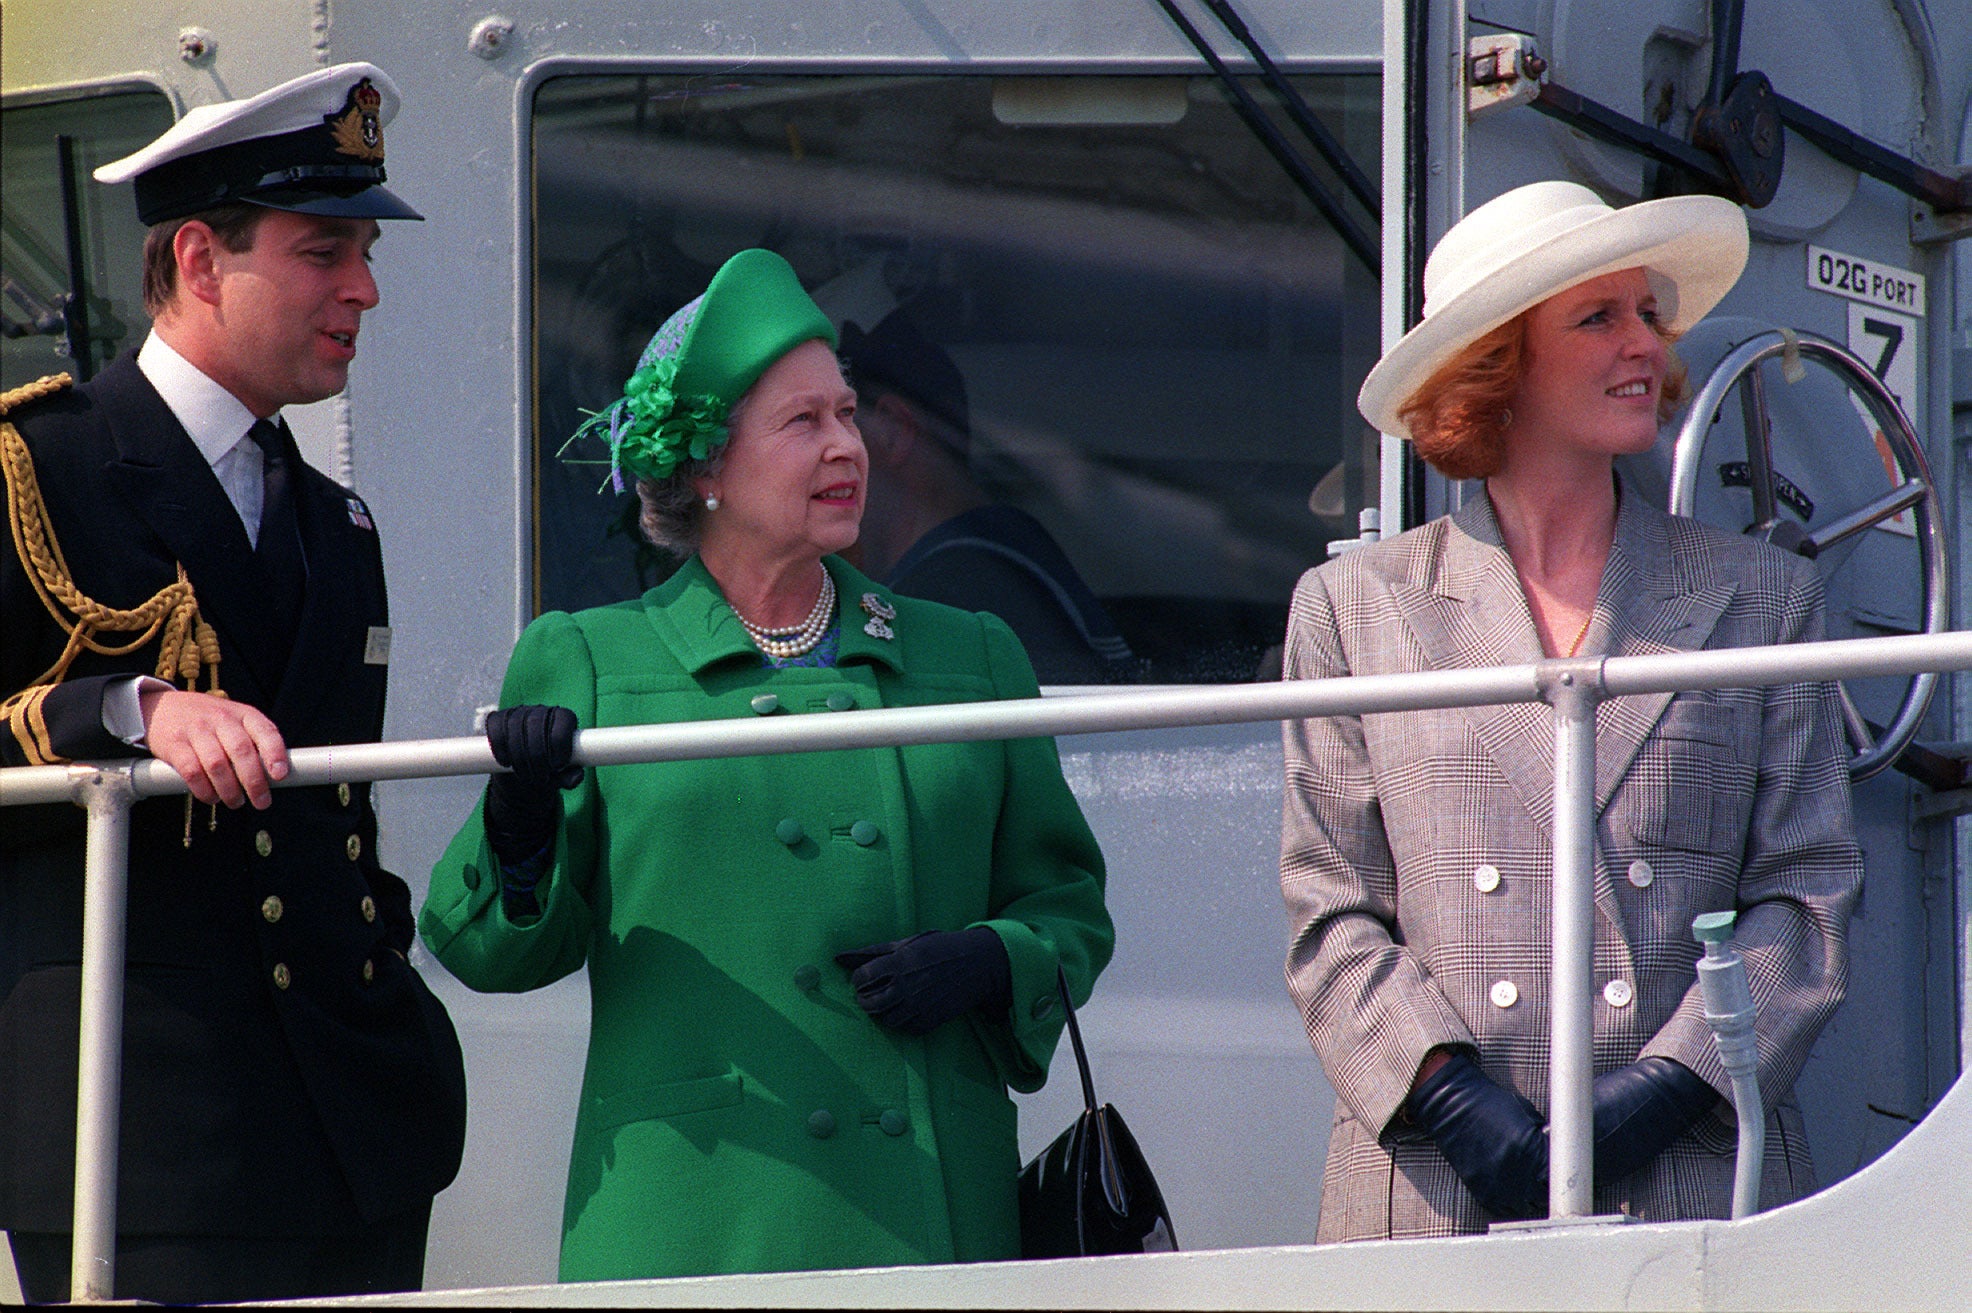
(1150, 0, 1380, 277)
(1197, 0, 1380, 216)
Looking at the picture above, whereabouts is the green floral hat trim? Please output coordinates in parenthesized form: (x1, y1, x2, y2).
(564, 294, 729, 491)
(560, 249, 837, 493)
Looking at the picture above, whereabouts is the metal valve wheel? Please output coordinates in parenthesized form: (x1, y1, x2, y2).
(1668, 328, 1948, 781)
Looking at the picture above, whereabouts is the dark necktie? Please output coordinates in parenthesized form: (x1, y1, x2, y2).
(245, 418, 306, 662)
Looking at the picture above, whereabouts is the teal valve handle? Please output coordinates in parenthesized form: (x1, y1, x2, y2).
(1693, 910, 1764, 1218)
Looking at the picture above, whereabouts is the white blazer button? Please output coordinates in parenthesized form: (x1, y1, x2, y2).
(1473, 864, 1501, 893)
(1490, 979, 1519, 1008)
(1627, 860, 1654, 888)
(1603, 979, 1635, 1008)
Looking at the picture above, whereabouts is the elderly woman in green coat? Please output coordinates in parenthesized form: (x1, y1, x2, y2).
(420, 249, 1113, 1282)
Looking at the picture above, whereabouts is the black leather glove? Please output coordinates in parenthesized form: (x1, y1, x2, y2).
(1592, 1057, 1719, 1186)
(483, 704, 582, 866)
(1407, 1050, 1550, 1221)
(834, 928, 1012, 1036)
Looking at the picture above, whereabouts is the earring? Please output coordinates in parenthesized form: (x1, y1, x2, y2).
(703, 495, 720, 511)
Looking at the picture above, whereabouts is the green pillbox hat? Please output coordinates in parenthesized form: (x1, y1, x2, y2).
(569, 249, 837, 489)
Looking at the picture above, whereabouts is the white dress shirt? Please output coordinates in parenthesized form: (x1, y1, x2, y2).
(137, 331, 273, 545)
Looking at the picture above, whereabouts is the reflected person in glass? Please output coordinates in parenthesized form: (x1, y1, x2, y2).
(1279, 182, 1862, 1239)
(843, 307, 1137, 684)
(420, 249, 1112, 1281)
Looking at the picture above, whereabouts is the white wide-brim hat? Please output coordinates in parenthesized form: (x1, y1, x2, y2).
(1358, 181, 1748, 439)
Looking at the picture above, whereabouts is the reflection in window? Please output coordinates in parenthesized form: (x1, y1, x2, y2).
(2, 91, 172, 390)
(533, 72, 1379, 683)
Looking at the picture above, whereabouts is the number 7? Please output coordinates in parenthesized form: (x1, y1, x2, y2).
(1861, 317, 1903, 381)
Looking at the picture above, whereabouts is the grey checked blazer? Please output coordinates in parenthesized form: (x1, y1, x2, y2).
(1280, 484, 1862, 1241)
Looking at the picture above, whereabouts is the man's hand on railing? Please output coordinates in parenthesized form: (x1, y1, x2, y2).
(1408, 1049, 1550, 1220)
(138, 686, 290, 810)
(483, 704, 581, 866)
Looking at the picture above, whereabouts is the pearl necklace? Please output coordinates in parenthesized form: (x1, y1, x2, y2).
(735, 568, 836, 658)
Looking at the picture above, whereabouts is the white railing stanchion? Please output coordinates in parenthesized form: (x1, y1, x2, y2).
(69, 765, 136, 1303)
(1543, 662, 1604, 1220)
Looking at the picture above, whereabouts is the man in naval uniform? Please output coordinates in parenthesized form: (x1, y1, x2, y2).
(0, 64, 466, 1304)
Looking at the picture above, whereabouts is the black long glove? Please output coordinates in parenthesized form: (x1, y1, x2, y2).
(1591, 1057, 1719, 1186)
(483, 704, 582, 866)
(1407, 1050, 1550, 1221)
(834, 928, 1012, 1036)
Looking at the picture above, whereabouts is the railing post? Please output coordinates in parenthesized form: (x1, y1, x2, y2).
(1542, 660, 1604, 1220)
(69, 764, 135, 1303)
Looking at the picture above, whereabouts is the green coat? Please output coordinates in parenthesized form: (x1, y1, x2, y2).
(421, 556, 1112, 1281)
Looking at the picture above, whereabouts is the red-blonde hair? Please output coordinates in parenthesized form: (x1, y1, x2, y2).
(1397, 309, 1689, 480)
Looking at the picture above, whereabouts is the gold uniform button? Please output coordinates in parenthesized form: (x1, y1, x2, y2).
(272, 963, 291, 990)
(346, 834, 362, 862)
(361, 959, 376, 985)
(254, 830, 273, 858)
(337, 783, 352, 808)
(261, 895, 284, 924)
(360, 895, 377, 923)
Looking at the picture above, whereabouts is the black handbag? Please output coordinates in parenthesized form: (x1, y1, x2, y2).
(1018, 970, 1177, 1258)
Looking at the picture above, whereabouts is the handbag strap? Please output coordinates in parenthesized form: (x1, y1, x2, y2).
(1057, 966, 1099, 1114)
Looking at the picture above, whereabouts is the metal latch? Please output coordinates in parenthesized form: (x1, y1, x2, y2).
(1468, 34, 1546, 118)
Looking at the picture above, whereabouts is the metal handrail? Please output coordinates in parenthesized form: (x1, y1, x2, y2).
(5, 628, 1971, 1298)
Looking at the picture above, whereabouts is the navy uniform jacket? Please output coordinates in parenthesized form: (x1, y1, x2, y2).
(0, 353, 466, 1236)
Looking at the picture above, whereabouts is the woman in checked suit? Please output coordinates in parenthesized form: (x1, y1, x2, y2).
(1280, 181, 1864, 1239)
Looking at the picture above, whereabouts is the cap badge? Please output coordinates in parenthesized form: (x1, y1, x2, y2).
(860, 592, 896, 641)
(325, 78, 386, 162)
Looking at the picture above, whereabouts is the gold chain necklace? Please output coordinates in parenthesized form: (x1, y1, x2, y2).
(1564, 609, 1594, 658)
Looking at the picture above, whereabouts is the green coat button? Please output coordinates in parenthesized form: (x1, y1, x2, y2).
(272, 963, 292, 990)
(750, 693, 779, 715)
(337, 783, 352, 808)
(826, 692, 854, 712)
(776, 818, 806, 847)
(360, 895, 377, 923)
(879, 1109, 909, 1137)
(362, 959, 376, 984)
(794, 964, 821, 992)
(261, 895, 283, 924)
(1031, 994, 1057, 1021)
(254, 830, 273, 858)
(807, 1109, 836, 1139)
(346, 834, 362, 862)
(462, 864, 482, 891)
(850, 821, 879, 847)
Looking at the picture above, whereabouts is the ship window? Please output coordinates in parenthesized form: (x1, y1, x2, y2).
(531, 72, 1380, 683)
(1, 90, 173, 390)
